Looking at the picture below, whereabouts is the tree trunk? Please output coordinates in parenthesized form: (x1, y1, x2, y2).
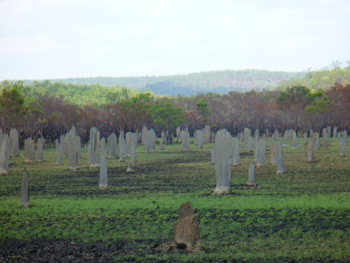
(166, 131, 173, 144)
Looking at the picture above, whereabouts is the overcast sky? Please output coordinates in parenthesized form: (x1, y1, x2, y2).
(0, 0, 349, 80)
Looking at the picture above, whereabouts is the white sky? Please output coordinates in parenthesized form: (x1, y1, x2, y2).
(0, 0, 349, 80)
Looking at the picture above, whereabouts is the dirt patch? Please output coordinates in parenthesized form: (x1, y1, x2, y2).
(0, 239, 165, 262)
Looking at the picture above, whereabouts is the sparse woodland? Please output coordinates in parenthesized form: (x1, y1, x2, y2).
(1, 64, 350, 145)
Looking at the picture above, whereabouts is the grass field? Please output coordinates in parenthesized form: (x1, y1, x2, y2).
(1, 137, 350, 262)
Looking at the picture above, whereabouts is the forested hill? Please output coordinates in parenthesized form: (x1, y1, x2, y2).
(22, 69, 305, 96)
(277, 63, 350, 91)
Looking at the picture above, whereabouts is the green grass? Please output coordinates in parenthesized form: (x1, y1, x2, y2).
(0, 137, 350, 262)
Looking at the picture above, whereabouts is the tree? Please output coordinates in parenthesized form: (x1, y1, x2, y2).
(149, 98, 185, 144)
(277, 85, 311, 130)
(0, 81, 26, 115)
(305, 90, 330, 114)
(119, 92, 154, 131)
(277, 85, 311, 107)
(0, 81, 27, 129)
(196, 99, 211, 126)
(106, 86, 136, 104)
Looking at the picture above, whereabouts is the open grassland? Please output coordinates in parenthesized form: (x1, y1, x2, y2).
(1, 137, 350, 262)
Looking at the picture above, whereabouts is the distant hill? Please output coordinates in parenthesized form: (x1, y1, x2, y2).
(21, 69, 305, 96)
(277, 63, 350, 91)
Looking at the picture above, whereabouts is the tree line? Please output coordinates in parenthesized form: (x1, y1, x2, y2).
(1, 76, 350, 147)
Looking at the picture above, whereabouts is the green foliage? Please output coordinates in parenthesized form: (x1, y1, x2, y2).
(106, 86, 137, 104)
(23, 97, 43, 114)
(120, 92, 154, 122)
(19, 80, 139, 106)
(149, 98, 185, 133)
(132, 91, 154, 103)
(0, 81, 26, 115)
(130, 92, 154, 118)
(305, 89, 330, 115)
(277, 85, 311, 107)
(306, 90, 329, 102)
(196, 99, 211, 125)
